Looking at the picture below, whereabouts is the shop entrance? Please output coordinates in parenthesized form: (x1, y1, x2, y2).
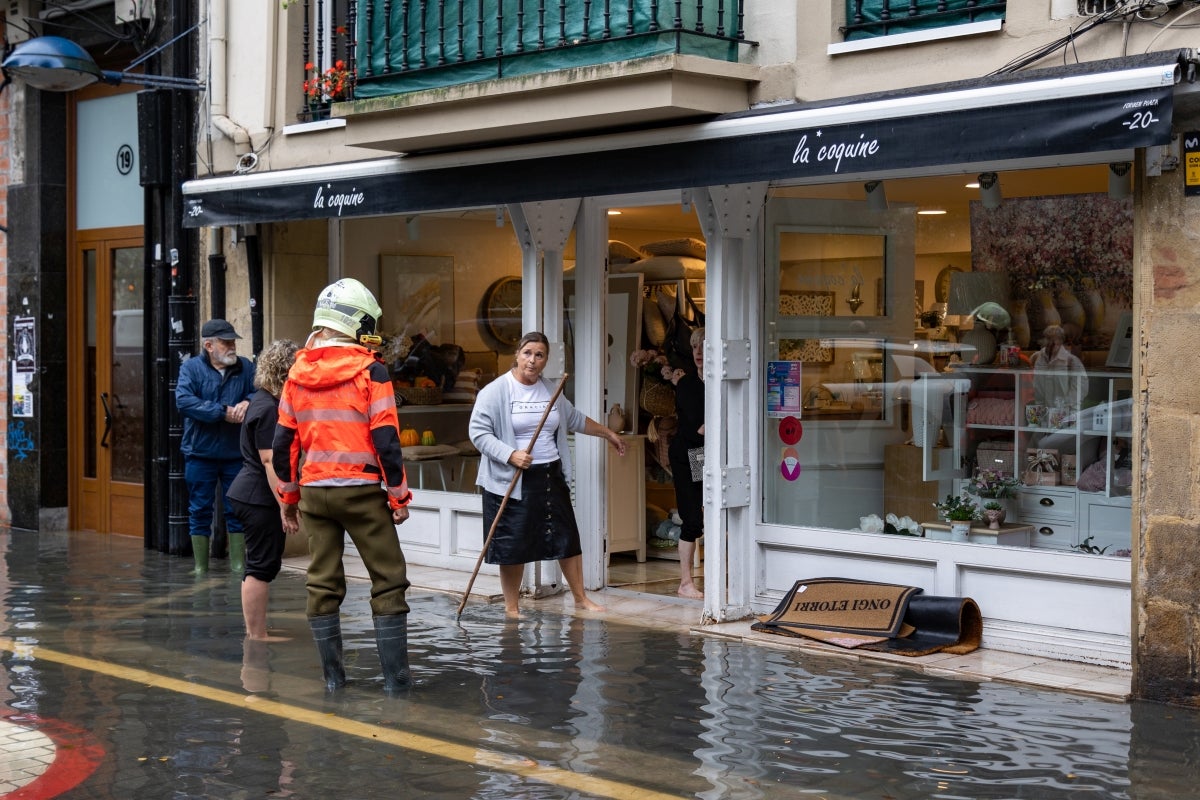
(70, 228, 146, 536)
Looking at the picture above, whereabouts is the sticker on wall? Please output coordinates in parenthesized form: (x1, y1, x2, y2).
(780, 447, 802, 481)
(778, 415, 802, 446)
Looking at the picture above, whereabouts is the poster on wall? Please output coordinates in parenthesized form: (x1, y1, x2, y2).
(14, 316, 35, 373)
(766, 361, 802, 418)
(11, 365, 32, 418)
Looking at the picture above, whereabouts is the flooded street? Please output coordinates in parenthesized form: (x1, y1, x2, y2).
(1, 529, 1198, 798)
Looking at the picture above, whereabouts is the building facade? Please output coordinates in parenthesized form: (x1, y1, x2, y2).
(7, 2, 1200, 705)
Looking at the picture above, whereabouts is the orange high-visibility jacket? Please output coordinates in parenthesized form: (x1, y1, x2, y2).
(272, 344, 411, 510)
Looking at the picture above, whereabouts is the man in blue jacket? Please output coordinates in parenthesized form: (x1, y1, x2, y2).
(176, 319, 256, 575)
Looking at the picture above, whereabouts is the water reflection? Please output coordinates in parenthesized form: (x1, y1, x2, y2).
(3, 531, 1200, 799)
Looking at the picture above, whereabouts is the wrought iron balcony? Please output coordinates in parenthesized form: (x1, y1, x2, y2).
(295, 0, 753, 114)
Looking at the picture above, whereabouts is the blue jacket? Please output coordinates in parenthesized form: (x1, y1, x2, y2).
(176, 352, 256, 460)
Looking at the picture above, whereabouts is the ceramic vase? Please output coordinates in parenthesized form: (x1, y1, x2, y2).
(607, 404, 626, 433)
(1080, 280, 1106, 336)
(1054, 285, 1086, 338)
(1010, 299, 1031, 349)
(1029, 288, 1061, 341)
(983, 508, 1005, 530)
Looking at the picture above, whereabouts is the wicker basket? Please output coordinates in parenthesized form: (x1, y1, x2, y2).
(639, 380, 676, 417)
(395, 385, 443, 406)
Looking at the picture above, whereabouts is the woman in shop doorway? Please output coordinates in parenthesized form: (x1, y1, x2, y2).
(228, 338, 301, 640)
(669, 327, 705, 599)
(469, 331, 627, 619)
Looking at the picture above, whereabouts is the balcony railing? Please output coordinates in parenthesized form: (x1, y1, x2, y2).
(293, 0, 753, 114)
(841, 1, 1005, 41)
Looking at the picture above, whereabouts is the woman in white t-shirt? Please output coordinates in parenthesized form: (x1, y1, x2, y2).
(469, 331, 627, 619)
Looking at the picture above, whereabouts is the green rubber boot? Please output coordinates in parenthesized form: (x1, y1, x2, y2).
(190, 535, 210, 576)
(228, 532, 246, 576)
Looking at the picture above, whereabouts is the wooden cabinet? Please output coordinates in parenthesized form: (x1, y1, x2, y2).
(607, 435, 647, 562)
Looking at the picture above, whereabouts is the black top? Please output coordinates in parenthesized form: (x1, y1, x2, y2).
(669, 374, 705, 456)
(227, 389, 280, 507)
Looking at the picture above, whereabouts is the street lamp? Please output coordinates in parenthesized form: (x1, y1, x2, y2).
(1, 35, 204, 93)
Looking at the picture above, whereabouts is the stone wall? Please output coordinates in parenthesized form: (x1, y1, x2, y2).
(1134, 109, 1200, 705)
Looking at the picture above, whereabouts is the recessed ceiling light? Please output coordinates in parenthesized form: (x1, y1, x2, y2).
(917, 208, 947, 215)
(965, 181, 980, 189)
(607, 209, 622, 216)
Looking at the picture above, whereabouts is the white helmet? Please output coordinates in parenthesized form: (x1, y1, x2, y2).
(312, 278, 382, 343)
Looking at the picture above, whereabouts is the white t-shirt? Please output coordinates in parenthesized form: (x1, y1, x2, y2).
(507, 372, 561, 464)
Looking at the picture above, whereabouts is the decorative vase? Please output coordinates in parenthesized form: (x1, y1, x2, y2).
(607, 404, 626, 433)
(1029, 288, 1061, 339)
(983, 509, 1005, 530)
(1010, 299, 1031, 349)
(950, 521, 972, 541)
(1054, 285, 1086, 338)
(1080, 279, 1106, 337)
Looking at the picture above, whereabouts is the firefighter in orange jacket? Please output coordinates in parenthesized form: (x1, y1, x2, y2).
(272, 278, 414, 692)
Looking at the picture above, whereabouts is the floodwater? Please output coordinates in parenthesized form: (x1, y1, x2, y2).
(1, 530, 1199, 799)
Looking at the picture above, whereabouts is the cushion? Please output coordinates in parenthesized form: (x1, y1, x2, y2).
(402, 444, 461, 461)
(608, 240, 645, 264)
(614, 255, 706, 280)
(443, 367, 482, 403)
(641, 237, 707, 259)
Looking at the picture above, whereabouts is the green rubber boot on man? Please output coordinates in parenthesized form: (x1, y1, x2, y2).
(228, 532, 246, 576)
(190, 535, 210, 576)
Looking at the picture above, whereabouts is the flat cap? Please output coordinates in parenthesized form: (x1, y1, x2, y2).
(200, 319, 242, 339)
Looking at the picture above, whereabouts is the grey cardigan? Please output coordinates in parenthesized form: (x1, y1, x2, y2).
(468, 372, 587, 500)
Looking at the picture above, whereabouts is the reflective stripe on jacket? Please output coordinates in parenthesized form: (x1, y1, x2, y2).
(272, 344, 411, 509)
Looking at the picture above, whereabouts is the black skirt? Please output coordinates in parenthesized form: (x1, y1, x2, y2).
(482, 460, 582, 565)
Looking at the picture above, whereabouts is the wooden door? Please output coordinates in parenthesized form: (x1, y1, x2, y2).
(71, 229, 145, 536)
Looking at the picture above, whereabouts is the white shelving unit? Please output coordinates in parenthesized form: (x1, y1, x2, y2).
(919, 366, 1133, 552)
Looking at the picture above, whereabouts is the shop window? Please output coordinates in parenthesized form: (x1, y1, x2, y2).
(762, 169, 1133, 556)
(842, 0, 1006, 42)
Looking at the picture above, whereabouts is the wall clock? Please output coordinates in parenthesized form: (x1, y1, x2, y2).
(483, 276, 523, 347)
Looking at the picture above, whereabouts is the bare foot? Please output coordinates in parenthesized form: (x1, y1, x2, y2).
(677, 585, 704, 599)
(576, 597, 606, 613)
(505, 606, 525, 620)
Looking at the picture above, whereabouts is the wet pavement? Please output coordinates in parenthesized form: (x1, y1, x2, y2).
(3, 530, 1200, 799)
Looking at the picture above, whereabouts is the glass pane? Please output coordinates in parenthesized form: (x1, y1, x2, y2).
(110, 247, 144, 483)
(779, 231, 885, 318)
(83, 250, 98, 479)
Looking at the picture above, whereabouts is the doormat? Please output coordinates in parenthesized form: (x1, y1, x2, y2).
(750, 577, 982, 656)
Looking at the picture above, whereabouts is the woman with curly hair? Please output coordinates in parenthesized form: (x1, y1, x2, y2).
(228, 338, 301, 639)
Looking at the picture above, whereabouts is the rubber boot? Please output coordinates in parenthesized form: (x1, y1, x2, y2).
(228, 532, 246, 576)
(309, 614, 346, 691)
(373, 613, 411, 692)
(190, 535, 210, 576)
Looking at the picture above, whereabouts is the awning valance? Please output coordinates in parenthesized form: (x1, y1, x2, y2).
(183, 51, 1190, 228)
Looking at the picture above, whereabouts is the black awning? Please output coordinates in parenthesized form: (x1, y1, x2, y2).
(183, 52, 1188, 228)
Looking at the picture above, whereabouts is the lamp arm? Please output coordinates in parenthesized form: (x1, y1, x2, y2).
(101, 70, 205, 91)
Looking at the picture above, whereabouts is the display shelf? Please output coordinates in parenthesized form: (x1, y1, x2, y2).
(916, 365, 1133, 551)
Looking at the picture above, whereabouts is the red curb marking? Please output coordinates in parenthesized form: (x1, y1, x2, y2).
(3, 712, 104, 799)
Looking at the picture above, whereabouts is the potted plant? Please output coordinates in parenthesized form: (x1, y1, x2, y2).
(965, 467, 1021, 522)
(982, 500, 1005, 529)
(302, 59, 353, 119)
(934, 493, 979, 541)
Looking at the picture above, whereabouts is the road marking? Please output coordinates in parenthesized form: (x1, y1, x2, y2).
(0, 637, 677, 800)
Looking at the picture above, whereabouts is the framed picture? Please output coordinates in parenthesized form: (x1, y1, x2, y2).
(1106, 310, 1134, 369)
(379, 255, 455, 344)
(778, 289, 835, 317)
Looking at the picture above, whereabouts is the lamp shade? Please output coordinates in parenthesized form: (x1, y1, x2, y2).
(1, 36, 104, 91)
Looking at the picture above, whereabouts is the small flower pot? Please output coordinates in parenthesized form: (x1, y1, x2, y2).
(949, 521, 971, 541)
(983, 509, 1005, 530)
